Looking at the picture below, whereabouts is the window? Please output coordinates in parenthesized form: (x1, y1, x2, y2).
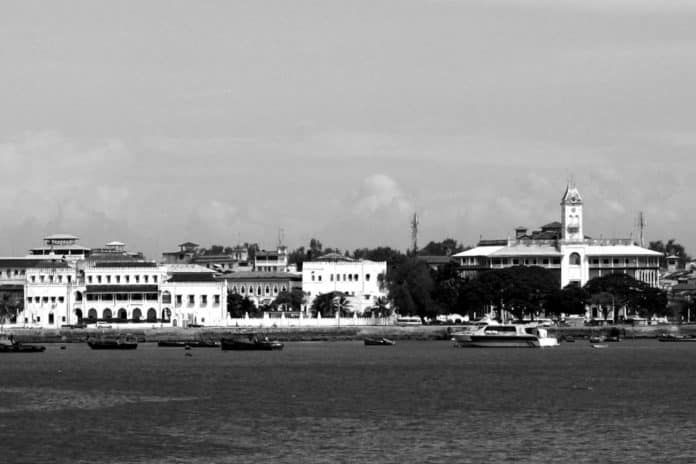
(106, 275, 111, 283)
(188, 295, 195, 305)
(40, 275, 45, 283)
(613, 259, 619, 265)
(214, 295, 220, 305)
(97, 276, 102, 284)
(116, 275, 121, 283)
(102, 294, 113, 301)
(162, 292, 171, 304)
(542, 259, 549, 265)
(365, 274, 371, 281)
(135, 275, 140, 283)
(34, 296, 40, 303)
(116, 294, 128, 301)
(513, 259, 519, 265)
(265, 286, 270, 295)
(153, 276, 158, 283)
(67, 275, 72, 283)
(311, 273, 315, 281)
(51, 296, 56, 302)
(330, 274, 334, 281)
(31, 276, 35, 283)
(318, 275, 322, 282)
(354, 274, 359, 281)
(201, 295, 208, 305)
(131, 293, 143, 301)
(88, 276, 93, 284)
(569, 253, 581, 266)
(125, 276, 130, 283)
(42, 297, 49, 303)
(144, 275, 149, 283)
(175, 295, 182, 305)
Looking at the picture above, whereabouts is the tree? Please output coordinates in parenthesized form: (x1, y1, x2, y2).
(583, 273, 668, 321)
(272, 288, 305, 312)
(311, 291, 351, 317)
(227, 293, 258, 318)
(649, 239, 691, 268)
(352, 246, 404, 264)
(386, 255, 438, 319)
(369, 296, 391, 317)
(419, 239, 467, 256)
(546, 285, 589, 317)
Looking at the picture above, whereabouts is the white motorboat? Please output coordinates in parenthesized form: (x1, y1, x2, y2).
(451, 324, 558, 348)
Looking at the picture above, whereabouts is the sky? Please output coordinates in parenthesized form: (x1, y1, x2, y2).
(1, 0, 695, 258)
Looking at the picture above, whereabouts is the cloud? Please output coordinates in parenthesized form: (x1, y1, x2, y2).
(352, 174, 413, 215)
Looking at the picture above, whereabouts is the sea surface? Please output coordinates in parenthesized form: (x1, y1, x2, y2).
(1, 339, 695, 463)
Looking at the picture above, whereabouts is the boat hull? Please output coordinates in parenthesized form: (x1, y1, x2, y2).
(87, 341, 138, 350)
(364, 337, 395, 346)
(220, 339, 284, 351)
(157, 341, 220, 348)
(0, 344, 46, 353)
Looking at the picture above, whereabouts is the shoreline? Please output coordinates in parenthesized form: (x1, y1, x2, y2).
(3, 323, 695, 343)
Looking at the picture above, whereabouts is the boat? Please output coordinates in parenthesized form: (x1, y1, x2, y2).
(592, 344, 609, 349)
(157, 340, 220, 348)
(658, 334, 696, 342)
(364, 337, 395, 346)
(588, 335, 606, 344)
(220, 335, 284, 351)
(87, 333, 138, 350)
(0, 335, 46, 353)
(451, 324, 558, 348)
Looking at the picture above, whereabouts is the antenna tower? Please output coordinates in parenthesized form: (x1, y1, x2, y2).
(636, 212, 646, 247)
(411, 212, 419, 255)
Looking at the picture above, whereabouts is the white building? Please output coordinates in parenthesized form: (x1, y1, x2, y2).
(453, 184, 662, 289)
(13, 237, 228, 328)
(302, 253, 387, 314)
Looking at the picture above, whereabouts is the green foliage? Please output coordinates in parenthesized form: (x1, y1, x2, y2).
(311, 291, 351, 317)
(546, 285, 589, 316)
(418, 239, 467, 256)
(272, 288, 305, 312)
(583, 273, 668, 319)
(649, 239, 691, 267)
(227, 293, 258, 318)
(386, 256, 438, 319)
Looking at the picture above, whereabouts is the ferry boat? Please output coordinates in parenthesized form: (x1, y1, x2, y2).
(451, 324, 558, 348)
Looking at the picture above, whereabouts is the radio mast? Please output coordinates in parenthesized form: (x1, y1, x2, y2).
(411, 212, 419, 255)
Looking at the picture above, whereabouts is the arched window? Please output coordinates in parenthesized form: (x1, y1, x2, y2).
(256, 286, 262, 296)
(147, 308, 157, 322)
(74, 308, 83, 322)
(569, 253, 581, 266)
(265, 286, 270, 295)
(118, 308, 127, 320)
(132, 308, 142, 321)
(103, 308, 112, 320)
(88, 308, 97, 320)
(161, 308, 170, 322)
(75, 291, 83, 301)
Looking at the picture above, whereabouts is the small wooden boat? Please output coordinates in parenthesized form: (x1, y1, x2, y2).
(220, 335, 283, 351)
(0, 336, 45, 353)
(157, 340, 220, 348)
(364, 337, 395, 346)
(87, 334, 138, 350)
(658, 334, 696, 342)
(592, 344, 608, 349)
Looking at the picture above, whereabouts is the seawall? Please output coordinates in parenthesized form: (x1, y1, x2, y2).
(4, 323, 696, 343)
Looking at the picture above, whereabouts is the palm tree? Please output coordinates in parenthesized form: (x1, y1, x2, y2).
(373, 297, 391, 317)
(332, 293, 351, 317)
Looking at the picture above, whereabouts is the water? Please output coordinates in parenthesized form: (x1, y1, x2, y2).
(1, 340, 695, 463)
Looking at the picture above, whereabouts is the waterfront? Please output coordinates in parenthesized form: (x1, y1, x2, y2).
(1, 340, 695, 463)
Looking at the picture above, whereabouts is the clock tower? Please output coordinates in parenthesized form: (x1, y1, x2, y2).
(561, 183, 583, 242)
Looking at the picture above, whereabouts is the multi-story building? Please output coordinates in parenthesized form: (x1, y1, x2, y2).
(12, 237, 228, 328)
(454, 184, 662, 289)
(254, 246, 289, 272)
(302, 253, 387, 314)
(220, 271, 302, 308)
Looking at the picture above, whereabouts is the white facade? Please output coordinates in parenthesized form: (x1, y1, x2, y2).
(302, 255, 387, 314)
(454, 184, 662, 289)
